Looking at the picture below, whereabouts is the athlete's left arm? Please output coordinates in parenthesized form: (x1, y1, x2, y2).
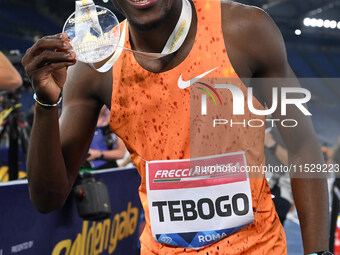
(241, 7, 329, 254)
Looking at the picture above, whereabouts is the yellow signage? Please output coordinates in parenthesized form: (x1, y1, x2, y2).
(52, 202, 139, 255)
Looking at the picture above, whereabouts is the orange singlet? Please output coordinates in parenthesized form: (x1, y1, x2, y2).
(110, 1, 287, 254)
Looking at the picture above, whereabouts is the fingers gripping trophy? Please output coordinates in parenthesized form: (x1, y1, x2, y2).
(22, 0, 121, 109)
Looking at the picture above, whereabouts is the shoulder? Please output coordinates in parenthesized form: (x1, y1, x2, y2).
(221, 2, 288, 76)
(221, 2, 277, 38)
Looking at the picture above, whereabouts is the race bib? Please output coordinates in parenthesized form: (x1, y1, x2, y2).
(146, 152, 254, 249)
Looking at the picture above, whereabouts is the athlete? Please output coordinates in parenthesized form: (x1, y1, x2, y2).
(22, 0, 330, 254)
(0, 51, 22, 90)
(84, 106, 126, 170)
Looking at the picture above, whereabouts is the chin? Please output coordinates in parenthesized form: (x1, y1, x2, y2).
(128, 13, 169, 31)
(113, 0, 176, 30)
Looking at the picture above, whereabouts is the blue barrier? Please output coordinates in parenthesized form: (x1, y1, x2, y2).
(0, 147, 27, 172)
(0, 167, 143, 255)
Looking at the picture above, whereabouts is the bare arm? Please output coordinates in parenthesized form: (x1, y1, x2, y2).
(251, 10, 328, 254)
(118, 155, 132, 168)
(87, 137, 127, 161)
(0, 52, 22, 90)
(223, 5, 329, 253)
(22, 34, 110, 212)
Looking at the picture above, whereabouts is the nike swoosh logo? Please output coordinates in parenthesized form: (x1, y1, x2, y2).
(178, 67, 219, 89)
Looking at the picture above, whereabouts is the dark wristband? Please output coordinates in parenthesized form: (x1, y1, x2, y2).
(98, 151, 104, 160)
(269, 143, 278, 154)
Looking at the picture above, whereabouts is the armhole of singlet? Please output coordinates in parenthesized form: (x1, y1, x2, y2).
(110, 20, 129, 117)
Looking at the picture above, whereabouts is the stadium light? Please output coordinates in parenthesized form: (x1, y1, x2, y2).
(303, 17, 340, 29)
(310, 18, 318, 27)
(330, 20, 337, 29)
(317, 19, 324, 28)
(303, 18, 311, 26)
(295, 29, 302, 36)
(324, 20, 331, 28)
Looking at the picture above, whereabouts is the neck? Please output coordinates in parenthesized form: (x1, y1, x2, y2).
(128, 0, 186, 53)
(127, 0, 197, 73)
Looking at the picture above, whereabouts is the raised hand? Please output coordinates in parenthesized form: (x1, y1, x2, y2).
(22, 33, 76, 104)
